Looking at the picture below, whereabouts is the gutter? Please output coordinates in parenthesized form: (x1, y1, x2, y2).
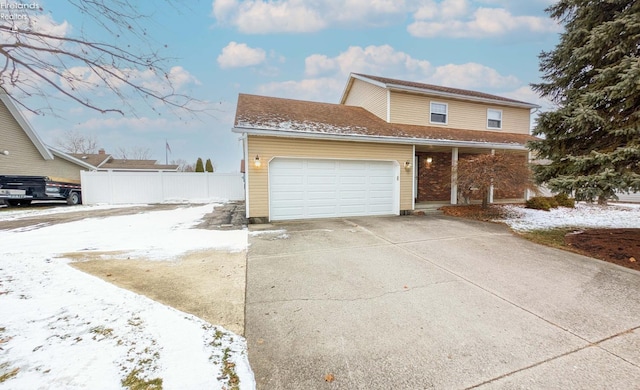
(386, 85, 540, 109)
(349, 74, 540, 109)
(48, 147, 98, 170)
(232, 126, 529, 151)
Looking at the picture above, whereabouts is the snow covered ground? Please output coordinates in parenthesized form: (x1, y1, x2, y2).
(499, 202, 640, 231)
(0, 204, 254, 389)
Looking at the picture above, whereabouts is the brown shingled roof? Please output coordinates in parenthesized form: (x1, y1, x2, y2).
(70, 153, 110, 167)
(100, 159, 178, 170)
(234, 94, 535, 147)
(352, 73, 538, 107)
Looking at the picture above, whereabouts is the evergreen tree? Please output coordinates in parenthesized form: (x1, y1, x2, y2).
(530, 0, 640, 204)
(195, 158, 204, 173)
(205, 159, 214, 172)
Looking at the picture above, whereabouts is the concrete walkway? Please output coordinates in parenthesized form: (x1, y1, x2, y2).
(246, 214, 640, 389)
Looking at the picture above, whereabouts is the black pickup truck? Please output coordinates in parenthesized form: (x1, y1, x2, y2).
(0, 175, 82, 206)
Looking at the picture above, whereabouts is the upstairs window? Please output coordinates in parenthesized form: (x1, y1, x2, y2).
(430, 102, 448, 124)
(487, 109, 502, 129)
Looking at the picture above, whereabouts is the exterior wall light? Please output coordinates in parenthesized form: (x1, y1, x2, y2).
(1, 150, 9, 156)
(254, 154, 261, 167)
(404, 160, 412, 170)
(425, 157, 433, 164)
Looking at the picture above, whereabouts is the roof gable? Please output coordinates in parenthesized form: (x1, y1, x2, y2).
(234, 94, 535, 149)
(0, 92, 53, 160)
(69, 153, 112, 167)
(49, 148, 98, 170)
(340, 73, 539, 109)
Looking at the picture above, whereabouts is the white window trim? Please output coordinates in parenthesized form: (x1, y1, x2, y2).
(430, 101, 448, 125)
(487, 108, 503, 130)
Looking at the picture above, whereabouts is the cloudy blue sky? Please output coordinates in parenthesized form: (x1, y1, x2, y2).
(17, 0, 561, 172)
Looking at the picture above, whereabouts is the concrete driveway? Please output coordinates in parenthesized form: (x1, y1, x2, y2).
(246, 214, 640, 389)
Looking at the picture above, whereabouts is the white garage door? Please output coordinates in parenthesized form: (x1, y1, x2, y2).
(269, 158, 398, 221)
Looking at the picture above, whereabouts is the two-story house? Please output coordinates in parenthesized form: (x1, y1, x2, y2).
(233, 73, 539, 222)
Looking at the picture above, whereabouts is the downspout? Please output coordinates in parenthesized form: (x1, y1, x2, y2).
(386, 90, 391, 123)
(451, 148, 458, 205)
(489, 149, 495, 204)
(241, 133, 250, 218)
(412, 144, 415, 211)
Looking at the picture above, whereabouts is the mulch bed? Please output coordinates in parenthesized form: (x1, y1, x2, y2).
(565, 229, 640, 272)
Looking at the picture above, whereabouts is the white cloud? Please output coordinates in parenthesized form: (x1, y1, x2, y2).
(256, 44, 526, 105)
(211, 0, 557, 36)
(256, 77, 345, 103)
(60, 66, 200, 94)
(427, 62, 519, 89)
(212, 0, 326, 33)
(212, 0, 238, 20)
(166, 66, 202, 90)
(502, 85, 554, 111)
(414, 0, 469, 20)
(305, 45, 431, 77)
(408, 5, 560, 38)
(77, 116, 172, 132)
(211, 0, 405, 33)
(217, 41, 267, 68)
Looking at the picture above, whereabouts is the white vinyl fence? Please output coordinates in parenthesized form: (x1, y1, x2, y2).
(616, 191, 640, 203)
(81, 171, 245, 205)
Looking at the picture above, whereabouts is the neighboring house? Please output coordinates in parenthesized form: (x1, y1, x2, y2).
(71, 149, 179, 172)
(233, 73, 540, 222)
(0, 92, 94, 182)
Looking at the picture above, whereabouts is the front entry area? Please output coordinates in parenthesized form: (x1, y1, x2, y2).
(268, 158, 399, 221)
(414, 147, 530, 206)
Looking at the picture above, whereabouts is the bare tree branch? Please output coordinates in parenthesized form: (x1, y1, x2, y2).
(0, 1, 207, 118)
(456, 153, 536, 208)
(116, 146, 152, 160)
(55, 129, 98, 153)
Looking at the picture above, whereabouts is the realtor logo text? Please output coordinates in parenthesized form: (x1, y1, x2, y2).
(0, 2, 39, 9)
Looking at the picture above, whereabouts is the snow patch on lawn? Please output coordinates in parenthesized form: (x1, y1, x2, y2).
(3, 204, 247, 258)
(0, 203, 254, 389)
(499, 202, 640, 231)
(0, 203, 143, 222)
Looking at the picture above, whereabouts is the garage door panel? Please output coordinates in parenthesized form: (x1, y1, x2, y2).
(271, 191, 304, 201)
(307, 205, 338, 216)
(340, 190, 367, 200)
(307, 176, 337, 185)
(269, 158, 397, 221)
(271, 175, 304, 185)
(370, 175, 394, 184)
(338, 205, 367, 214)
(307, 160, 337, 169)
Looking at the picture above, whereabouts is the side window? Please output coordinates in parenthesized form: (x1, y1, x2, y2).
(430, 102, 448, 124)
(487, 109, 502, 129)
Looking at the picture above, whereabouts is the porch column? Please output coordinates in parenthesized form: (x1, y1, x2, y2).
(525, 151, 532, 200)
(488, 149, 495, 204)
(450, 147, 458, 205)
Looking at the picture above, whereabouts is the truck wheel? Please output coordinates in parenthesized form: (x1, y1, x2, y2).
(67, 192, 81, 205)
(5, 199, 20, 207)
(18, 200, 32, 206)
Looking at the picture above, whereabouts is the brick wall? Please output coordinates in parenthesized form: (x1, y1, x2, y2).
(416, 152, 451, 202)
(494, 152, 528, 199)
(458, 153, 486, 201)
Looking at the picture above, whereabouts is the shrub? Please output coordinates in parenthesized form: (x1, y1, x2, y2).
(195, 157, 204, 172)
(554, 193, 576, 208)
(526, 196, 555, 211)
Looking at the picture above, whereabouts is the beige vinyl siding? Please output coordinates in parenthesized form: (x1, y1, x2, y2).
(343, 79, 387, 121)
(389, 91, 531, 134)
(0, 101, 84, 181)
(247, 135, 413, 218)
